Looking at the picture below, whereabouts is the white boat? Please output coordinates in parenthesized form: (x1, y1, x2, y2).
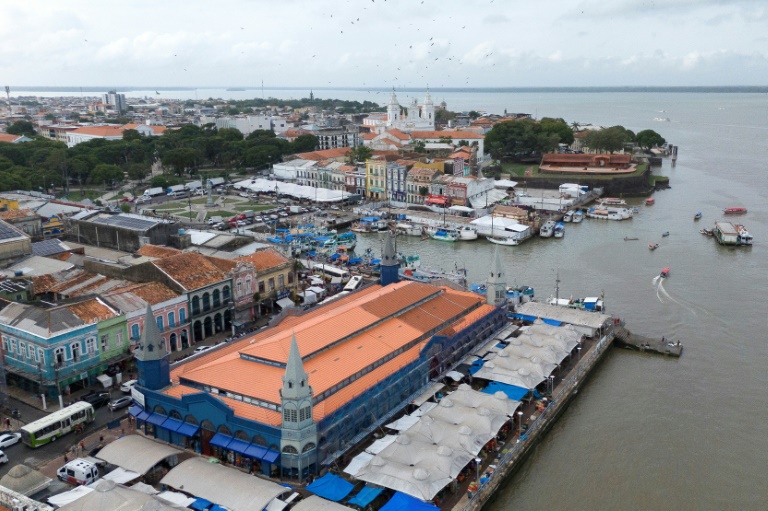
(395, 222, 423, 236)
(563, 210, 574, 222)
(540, 220, 556, 237)
(456, 225, 478, 241)
(586, 207, 633, 221)
(572, 210, 584, 223)
(553, 222, 565, 238)
(597, 197, 628, 207)
(426, 226, 459, 242)
(488, 236, 521, 246)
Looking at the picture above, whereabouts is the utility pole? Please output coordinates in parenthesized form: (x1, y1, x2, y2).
(4, 86, 10, 115)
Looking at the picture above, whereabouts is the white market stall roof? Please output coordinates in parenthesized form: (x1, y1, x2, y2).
(95, 434, 183, 475)
(352, 385, 520, 502)
(448, 205, 474, 213)
(516, 302, 611, 330)
(156, 490, 197, 507)
(493, 179, 519, 189)
(160, 457, 289, 511)
(102, 466, 141, 484)
(47, 486, 94, 507)
(468, 188, 508, 209)
(291, 496, 356, 511)
(56, 479, 174, 511)
(410, 382, 444, 407)
(234, 178, 351, 202)
(344, 451, 375, 477)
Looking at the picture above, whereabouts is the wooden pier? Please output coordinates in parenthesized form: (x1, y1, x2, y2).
(613, 325, 683, 357)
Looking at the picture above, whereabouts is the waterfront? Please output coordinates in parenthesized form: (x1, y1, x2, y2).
(347, 92, 767, 509)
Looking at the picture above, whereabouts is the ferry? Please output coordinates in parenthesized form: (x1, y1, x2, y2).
(572, 210, 584, 223)
(539, 220, 555, 237)
(586, 207, 633, 221)
(723, 207, 747, 215)
(713, 222, 753, 246)
(548, 296, 604, 312)
(597, 197, 628, 207)
(553, 222, 565, 238)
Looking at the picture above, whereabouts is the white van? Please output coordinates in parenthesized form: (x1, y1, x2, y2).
(57, 458, 100, 486)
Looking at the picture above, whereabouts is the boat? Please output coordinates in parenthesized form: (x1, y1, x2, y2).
(572, 210, 584, 223)
(649, 243, 659, 251)
(624, 237, 639, 241)
(563, 210, 574, 222)
(539, 220, 555, 237)
(723, 207, 747, 215)
(395, 222, 423, 237)
(488, 236, 521, 246)
(597, 197, 628, 207)
(426, 227, 458, 242)
(456, 225, 478, 241)
(399, 265, 467, 286)
(699, 228, 714, 237)
(653, 117, 671, 122)
(548, 296, 605, 312)
(713, 221, 753, 246)
(735, 224, 753, 246)
(694, 212, 702, 220)
(553, 222, 565, 238)
(470, 283, 535, 305)
(645, 198, 655, 206)
(662, 231, 670, 237)
(660, 267, 670, 278)
(586, 207, 633, 221)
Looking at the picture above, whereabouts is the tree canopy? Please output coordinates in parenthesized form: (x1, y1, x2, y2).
(485, 119, 572, 161)
(635, 129, 666, 150)
(583, 126, 635, 153)
(6, 120, 36, 137)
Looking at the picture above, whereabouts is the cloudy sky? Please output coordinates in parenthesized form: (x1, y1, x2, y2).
(2, 0, 767, 88)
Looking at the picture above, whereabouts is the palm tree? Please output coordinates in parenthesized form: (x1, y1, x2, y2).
(291, 259, 304, 292)
(570, 121, 582, 132)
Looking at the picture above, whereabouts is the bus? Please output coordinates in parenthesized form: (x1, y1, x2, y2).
(20, 402, 95, 448)
(311, 264, 351, 283)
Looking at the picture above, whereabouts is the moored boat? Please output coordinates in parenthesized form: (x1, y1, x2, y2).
(645, 198, 655, 206)
(395, 222, 423, 237)
(426, 227, 458, 242)
(539, 220, 555, 237)
(694, 212, 702, 220)
(723, 207, 747, 215)
(487, 236, 521, 246)
(586, 207, 633, 220)
(572, 210, 584, 223)
(649, 243, 659, 251)
(563, 210, 574, 222)
(553, 222, 565, 238)
(597, 197, 628, 207)
(456, 225, 478, 241)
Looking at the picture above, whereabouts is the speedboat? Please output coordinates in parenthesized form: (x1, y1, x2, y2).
(645, 198, 655, 205)
(723, 207, 747, 215)
(660, 267, 670, 278)
(540, 220, 555, 237)
(662, 231, 670, 237)
(694, 212, 702, 220)
(649, 243, 659, 251)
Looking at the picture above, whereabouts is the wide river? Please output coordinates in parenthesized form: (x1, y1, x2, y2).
(23, 87, 768, 509)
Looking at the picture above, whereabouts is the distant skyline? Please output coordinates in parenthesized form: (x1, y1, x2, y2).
(2, 0, 767, 89)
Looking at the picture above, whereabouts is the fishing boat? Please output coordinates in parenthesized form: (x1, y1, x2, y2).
(694, 212, 702, 220)
(660, 267, 670, 278)
(336, 231, 357, 251)
(649, 243, 659, 251)
(662, 231, 670, 237)
(540, 220, 556, 237)
(723, 207, 747, 215)
(395, 222, 423, 236)
(624, 236, 639, 241)
(645, 198, 655, 206)
(553, 222, 565, 238)
(699, 228, 714, 237)
(572, 210, 584, 223)
(488, 236, 521, 246)
(456, 225, 478, 241)
(426, 226, 459, 242)
(470, 283, 535, 306)
(563, 210, 574, 222)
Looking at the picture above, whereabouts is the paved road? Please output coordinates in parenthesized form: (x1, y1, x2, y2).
(0, 396, 129, 478)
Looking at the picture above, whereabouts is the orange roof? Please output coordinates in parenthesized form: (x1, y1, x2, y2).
(386, 128, 410, 141)
(360, 132, 377, 140)
(411, 130, 484, 140)
(163, 384, 282, 426)
(0, 209, 37, 221)
(0, 133, 22, 143)
(70, 125, 125, 137)
(66, 298, 118, 323)
(122, 123, 167, 135)
(32, 274, 58, 294)
(236, 248, 289, 272)
(47, 271, 98, 295)
(136, 244, 181, 259)
(296, 147, 352, 161)
(109, 281, 180, 305)
(204, 255, 238, 273)
(153, 252, 230, 291)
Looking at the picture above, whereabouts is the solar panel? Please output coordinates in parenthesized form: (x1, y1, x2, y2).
(32, 239, 69, 257)
(0, 221, 25, 241)
(91, 214, 159, 231)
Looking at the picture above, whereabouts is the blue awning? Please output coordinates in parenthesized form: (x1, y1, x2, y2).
(160, 417, 184, 433)
(469, 359, 486, 375)
(136, 410, 150, 422)
(209, 506, 227, 511)
(128, 405, 143, 417)
(145, 413, 167, 426)
(210, 433, 233, 449)
(176, 422, 200, 437)
(306, 473, 354, 502)
(348, 485, 384, 507)
(227, 438, 251, 455)
(481, 381, 529, 401)
(542, 318, 563, 326)
(189, 497, 213, 510)
(380, 492, 440, 511)
(262, 448, 280, 464)
(244, 444, 268, 460)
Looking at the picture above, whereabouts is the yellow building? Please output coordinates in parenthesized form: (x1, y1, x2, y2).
(0, 198, 19, 212)
(365, 156, 387, 200)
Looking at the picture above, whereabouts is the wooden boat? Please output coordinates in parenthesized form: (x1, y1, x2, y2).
(645, 198, 655, 205)
(694, 212, 702, 220)
(700, 228, 714, 237)
(723, 207, 747, 215)
(649, 243, 659, 251)
(660, 267, 670, 278)
(563, 210, 574, 222)
(662, 231, 670, 237)
(426, 227, 458, 242)
(488, 236, 521, 246)
(572, 210, 584, 223)
(456, 225, 478, 241)
(624, 237, 639, 241)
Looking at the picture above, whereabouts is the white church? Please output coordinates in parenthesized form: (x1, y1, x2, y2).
(363, 89, 436, 133)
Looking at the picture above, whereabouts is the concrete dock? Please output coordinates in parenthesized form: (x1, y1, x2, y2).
(614, 325, 683, 357)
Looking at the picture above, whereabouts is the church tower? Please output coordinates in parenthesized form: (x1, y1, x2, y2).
(379, 231, 399, 286)
(135, 304, 170, 391)
(423, 88, 435, 128)
(386, 89, 400, 127)
(486, 246, 507, 307)
(280, 333, 317, 480)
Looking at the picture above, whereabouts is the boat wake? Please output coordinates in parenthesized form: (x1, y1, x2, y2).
(653, 276, 701, 316)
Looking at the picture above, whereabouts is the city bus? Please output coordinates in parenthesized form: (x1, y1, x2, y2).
(311, 263, 351, 283)
(20, 402, 96, 448)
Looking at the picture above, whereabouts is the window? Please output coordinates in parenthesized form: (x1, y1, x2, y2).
(258, 281, 265, 294)
(222, 286, 230, 301)
(192, 296, 200, 315)
(236, 279, 242, 297)
(19, 341, 25, 358)
(101, 335, 109, 352)
(278, 274, 284, 288)
(245, 277, 252, 294)
(71, 343, 80, 362)
(1, 337, 7, 353)
(9, 338, 15, 353)
(213, 289, 220, 308)
(116, 332, 123, 347)
(131, 324, 140, 340)
(86, 338, 96, 354)
(168, 312, 175, 328)
(38, 349, 44, 364)
(179, 308, 186, 324)
(268, 278, 275, 291)
(288, 272, 294, 284)
(202, 292, 211, 312)
(157, 316, 164, 331)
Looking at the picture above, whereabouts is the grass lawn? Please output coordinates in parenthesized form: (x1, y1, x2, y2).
(60, 189, 105, 201)
(233, 204, 271, 212)
(501, 162, 536, 177)
(204, 210, 235, 218)
(152, 203, 187, 211)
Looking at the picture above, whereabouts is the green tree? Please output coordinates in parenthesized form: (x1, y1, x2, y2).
(123, 129, 142, 142)
(291, 134, 318, 153)
(539, 117, 575, 146)
(583, 126, 635, 153)
(346, 145, 372, 164)
(6, 120, 36, 137)
(162, 148, 202, 175)
(635, 129, 666, 150)
(414, 141, 426, 153)
(90, 164, 124, 186)
(127, 163, 149, 182)
(485, 119, 552, 161)
(120, 203, 131, 213)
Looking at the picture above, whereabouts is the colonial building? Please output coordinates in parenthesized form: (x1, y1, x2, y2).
(385, 161, 408, 203)
(384, 90, 435, 132)
(405, 166, 442, 205)
(365, 156, 387, 200)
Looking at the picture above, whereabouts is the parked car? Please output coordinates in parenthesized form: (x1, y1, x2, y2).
(194, 345, 213, 353)
(0, 450, 8, 465)
(0, 433, 21, 449)
(108, 396, 133, 411)
(279, 212, 288, 217)
(120, 379, 137, 393)
(80, 392, 111, 409)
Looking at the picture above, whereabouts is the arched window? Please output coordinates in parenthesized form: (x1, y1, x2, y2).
(71, 342, 80, 362)
(185, 415, 199, 425)
(201, 420, 215, 432)
(222, 286, 230, 301)
(192, 296, 200, 315)
(252, 435, 267, 446)
(282, 445, 298, 454)
(234, 430, 249, 441)
(168, 312, 175, 328)
(170, 410, 182, 420)
(213, 289, 220, 308)
(236, 279, 243, 297)
(153, 405, 167, 417)
(179, 308, 186, 324)
(245, 277, 252, 294)
(302, 443, 316, 453)
(156, 316, 164, 331)
(202, 292, 211, 312)
(217, 424, 232, 436)
(131, 324, 140, 340)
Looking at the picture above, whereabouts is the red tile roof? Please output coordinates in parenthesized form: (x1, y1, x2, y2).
(296, 147, 352, 161)
(411, 130, 484, 140)
(236, 249, 290, 272)
(66, 298, 119, 323)
(0, 134, 22, 143)
(153, 252, 230, 291)
(136, 244, 181, 259)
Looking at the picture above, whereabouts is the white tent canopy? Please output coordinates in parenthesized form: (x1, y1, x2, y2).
(96, 435, 183, 475)
(160, 457, 289, 511)
(156, 491, 197, 507)
(48, 486, 94, 507)
(291, 496, 356, 511)
(234, 178, 351, 202)
(366, 434, 398, 454)
(343, 451, 375, 477)
(470, 215, 531, 238)
(102, 467, 141, 484)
